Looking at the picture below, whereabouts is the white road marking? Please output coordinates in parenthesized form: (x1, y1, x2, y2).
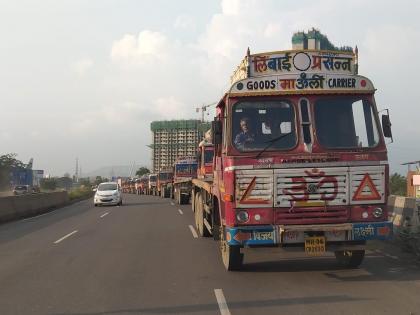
(178, 209, 184, 215)
(188, 225, 198, 238)
(54, 230, 78, 244)
(22, 211, 53, 221)
(214, 289, 231, 315)
(170, 202, 175, 206)
(384, 254, 399, 260)
(100, 212, 109, 218)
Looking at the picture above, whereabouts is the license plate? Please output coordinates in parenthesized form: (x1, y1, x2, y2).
(305, 236, 326, 256)
(253, 231, 274, 241)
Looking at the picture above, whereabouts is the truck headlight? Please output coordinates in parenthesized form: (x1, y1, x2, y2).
(236, 210, 249, 223)
(373, 207, 383, 218)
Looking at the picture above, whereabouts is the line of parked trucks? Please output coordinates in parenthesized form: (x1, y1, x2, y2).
(120, 33, 395, 271)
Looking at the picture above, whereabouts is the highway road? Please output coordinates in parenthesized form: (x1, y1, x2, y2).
(1, 194, 420, 315)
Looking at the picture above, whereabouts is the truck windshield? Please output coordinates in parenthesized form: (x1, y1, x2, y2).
(175, 164, 198, 176)
(150, 176, 157, 182)
(159, 173, 173, 180)
(314, 97, 380, 149)
(204, 149, 213, 164)
(232, 100, 296, 152)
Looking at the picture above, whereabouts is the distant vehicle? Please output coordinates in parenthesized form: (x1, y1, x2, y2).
(94, 182, 122, 206)
(13, 185, 30, 195)
(31, 186, 41, 193)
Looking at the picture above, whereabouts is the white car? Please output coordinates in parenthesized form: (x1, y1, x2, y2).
(94, 182, 122, 206)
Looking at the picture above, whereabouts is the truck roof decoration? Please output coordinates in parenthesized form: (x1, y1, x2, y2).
(229, 46, 373, 95)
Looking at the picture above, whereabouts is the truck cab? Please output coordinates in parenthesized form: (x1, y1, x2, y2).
(157, 169, 173, 198)
(205, 45, 393, 270)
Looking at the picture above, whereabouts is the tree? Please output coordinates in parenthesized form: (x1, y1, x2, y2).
(40, 178, 57, 191)
(389, 173, 406, 196)
(136, 167, 150, 177)
(0, 153, 24, 189)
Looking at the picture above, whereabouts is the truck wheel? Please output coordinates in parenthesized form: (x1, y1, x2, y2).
(195, 194, 210, 237)
(335, 250, 365, 268)
(221, 232, 243, 271)
(177, 189, 183, 205)
(181, 194, 189, 205)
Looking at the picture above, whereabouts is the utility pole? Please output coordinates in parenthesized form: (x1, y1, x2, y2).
(75, 158, 79, 183)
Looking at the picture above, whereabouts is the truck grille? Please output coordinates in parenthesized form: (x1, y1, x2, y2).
(235, 170, 273, 208)
(275, 206, 349, 224)
(275, 168, 349, 208)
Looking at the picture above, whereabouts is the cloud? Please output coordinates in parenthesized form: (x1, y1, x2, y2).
(174, 15, 196, 30)
(110, 30, 171, 66)
(71, 58, 93, 76)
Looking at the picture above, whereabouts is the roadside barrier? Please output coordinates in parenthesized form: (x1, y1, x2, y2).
(0, 192, 69, 223)
(388, 195, 420, 259)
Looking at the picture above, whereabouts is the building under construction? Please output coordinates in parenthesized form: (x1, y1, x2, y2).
(150, 120, 211, 173)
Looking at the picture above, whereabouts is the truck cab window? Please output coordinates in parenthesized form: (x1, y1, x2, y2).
(232, 100, 296, 152)
(314, 97, 379, 149)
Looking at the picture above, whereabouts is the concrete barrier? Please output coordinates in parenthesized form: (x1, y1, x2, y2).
(388, 195, 420, 232)
(0, 192, 69, 223)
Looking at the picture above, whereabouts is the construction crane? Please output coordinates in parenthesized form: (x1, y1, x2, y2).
(401, 160, 420, 172)
(196, 102, 217, 122)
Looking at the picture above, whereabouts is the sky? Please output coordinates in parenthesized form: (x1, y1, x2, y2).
(0, 0, 419, 176)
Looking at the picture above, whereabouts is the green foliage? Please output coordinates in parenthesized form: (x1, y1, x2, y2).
(79, 177, 91, 187)
(136, 167, 150, 177)
(94, 176, 109, 185)
(56, 177, 73, 190)
(0, 153, 24, 189)
(40, 178, 57, 191)
(68, 186, 93, 201)
(389, 173, 407, 196)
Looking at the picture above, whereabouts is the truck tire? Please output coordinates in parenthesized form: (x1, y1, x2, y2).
(195, 194, 210, 237)
(191, 190, 195, 212)
(181, 194, 189, 204)
(221, 231, 243, 271)
(334, 250, 365, 268)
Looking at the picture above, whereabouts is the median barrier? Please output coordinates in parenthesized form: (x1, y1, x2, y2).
(387, 195, 420, 232)
(0, 191, 69, 223)
(387, 195, 420, 259)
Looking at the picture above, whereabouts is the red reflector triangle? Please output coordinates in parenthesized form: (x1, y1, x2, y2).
(352, 173, 381, 201)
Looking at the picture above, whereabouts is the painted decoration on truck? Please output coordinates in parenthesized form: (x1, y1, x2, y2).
(230, 74, 374, 95)
(352, 173, 381, 201)
(251, 51, 354, 76)
(231, 50, 355, 85)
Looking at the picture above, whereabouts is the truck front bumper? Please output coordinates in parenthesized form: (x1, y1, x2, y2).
(225, 221, 393, 247)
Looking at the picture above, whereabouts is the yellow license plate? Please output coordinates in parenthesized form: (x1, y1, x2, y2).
(305, 236, 326, 256)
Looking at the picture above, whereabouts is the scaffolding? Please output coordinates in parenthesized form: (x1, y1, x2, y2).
(150, 120, 211, 172)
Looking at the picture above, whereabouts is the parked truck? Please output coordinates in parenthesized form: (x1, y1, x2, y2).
(172, 157, 198, 204)
(191, 37, 394, 270)
(148, 174, 158, 196)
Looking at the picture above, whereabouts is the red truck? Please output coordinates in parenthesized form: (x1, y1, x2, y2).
(172, 156, 198, 204)
(157, 169, 174, 198)
(192, 44, 393, 270)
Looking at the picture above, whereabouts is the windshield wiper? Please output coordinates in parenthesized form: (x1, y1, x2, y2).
(255, 133, 292, 159)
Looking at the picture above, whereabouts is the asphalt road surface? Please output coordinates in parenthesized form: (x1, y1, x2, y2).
(1, 194, 420, 315)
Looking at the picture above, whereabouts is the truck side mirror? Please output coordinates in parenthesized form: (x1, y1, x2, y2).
(382, 113, 393, 139)
(212, 120, 222, 145)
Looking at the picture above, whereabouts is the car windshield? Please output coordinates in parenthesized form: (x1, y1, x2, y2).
(15, 186, 27, 190)
(314, 97, 380, 148)
(98, 183, 117, 191)
(232, 100, 296, 152)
